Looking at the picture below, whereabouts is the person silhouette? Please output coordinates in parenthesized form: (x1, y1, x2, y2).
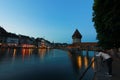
(96, 50, 113, 77)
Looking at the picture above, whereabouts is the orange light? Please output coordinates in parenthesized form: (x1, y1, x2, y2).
(12, 48, 16, 63)
(77, 56, 82, 69)
(13, 48, 16, 57)
(84, 56, 88, 68)
(91, 57, 95, 69)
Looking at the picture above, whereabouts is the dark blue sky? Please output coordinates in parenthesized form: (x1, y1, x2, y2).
(0, 0, 97, 43)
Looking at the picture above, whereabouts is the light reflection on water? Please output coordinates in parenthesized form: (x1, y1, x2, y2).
(0, 48, 95, 80)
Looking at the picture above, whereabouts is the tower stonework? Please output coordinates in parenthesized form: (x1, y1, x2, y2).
(72, 29, 82, 44)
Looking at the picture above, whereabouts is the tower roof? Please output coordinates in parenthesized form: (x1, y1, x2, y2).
(72, 29, 82, 39)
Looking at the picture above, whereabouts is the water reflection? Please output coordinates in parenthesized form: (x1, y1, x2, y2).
(77, 56, 82, 69)
(84, 56, 88, 68)
(38, 49, 47, 59)
(68, 50, 95, 80)
(0, 48, 50, 62)
(22, 48, 33, 61)
(12, 48, 16, 63)
(91, 57, 95, 69)
(13, 48, 16, 56)
(22, 48, 33, 56)
(21, 48, 33, 59)
(0, 48, 95, 80)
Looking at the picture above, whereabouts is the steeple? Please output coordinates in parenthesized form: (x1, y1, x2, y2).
(72, 29, 82, 43)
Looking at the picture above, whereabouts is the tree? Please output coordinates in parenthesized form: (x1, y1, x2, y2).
(93, 0, 120, 49)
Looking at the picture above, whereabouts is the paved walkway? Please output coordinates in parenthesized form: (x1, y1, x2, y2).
(93, 56, 120, 80)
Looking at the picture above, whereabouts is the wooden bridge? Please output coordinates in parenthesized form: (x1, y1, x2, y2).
(67, 42, 99, 51)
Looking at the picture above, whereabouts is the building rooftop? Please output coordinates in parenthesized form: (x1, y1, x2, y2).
(0, 26, 7, 34)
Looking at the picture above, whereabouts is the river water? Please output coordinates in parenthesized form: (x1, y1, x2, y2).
(0, 48, 95, 80)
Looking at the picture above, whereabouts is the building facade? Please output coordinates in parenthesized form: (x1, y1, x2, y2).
(6, 33, 19, 47)
(0, 26, 8, 47)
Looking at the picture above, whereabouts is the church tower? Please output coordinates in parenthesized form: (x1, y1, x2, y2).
(72, 29, 82, 44)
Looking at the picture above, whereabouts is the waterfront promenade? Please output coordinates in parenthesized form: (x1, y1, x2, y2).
(94, 54, 120, 80)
